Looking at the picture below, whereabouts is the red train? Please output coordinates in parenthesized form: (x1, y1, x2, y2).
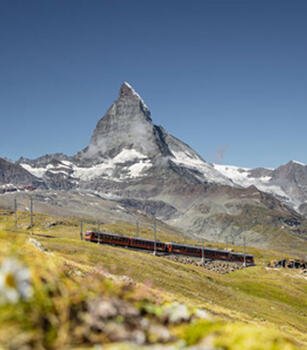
(85, 231, 255, 266)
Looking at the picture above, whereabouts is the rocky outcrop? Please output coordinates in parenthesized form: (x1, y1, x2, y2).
(0, 157, 43, 188)
(75, 82, 171, 164)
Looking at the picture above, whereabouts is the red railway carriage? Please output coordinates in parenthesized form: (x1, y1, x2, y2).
(203, 248, 231, 261)
(230, 252, 254, 265)
(85, 231, 130, 246)
(167, 243, 202, 257)
(85, 231, 95, 241)
(168, 243, 234, 262)
(130, 237, 166, 252)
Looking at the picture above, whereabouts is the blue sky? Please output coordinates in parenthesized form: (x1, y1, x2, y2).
(0, 0, 306, 168)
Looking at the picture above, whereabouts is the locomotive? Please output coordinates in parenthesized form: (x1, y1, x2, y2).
(85, 231, 255, 266)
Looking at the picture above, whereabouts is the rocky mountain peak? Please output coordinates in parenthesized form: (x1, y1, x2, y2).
(74, 83, 163, 163)
(69, 82, 232, 185)
(120, 81, 140, 98)
(289, 160, 306, 167)
(0, 157, 43, 188)
(118, 81, 151, 120)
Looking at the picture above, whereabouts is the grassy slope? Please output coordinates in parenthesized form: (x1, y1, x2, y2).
(0, 210, 306, 349)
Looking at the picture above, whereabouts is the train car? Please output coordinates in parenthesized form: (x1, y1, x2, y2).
(85, 231, 130, 247)
(203, 247, 231, 261)
(230, 252, 254, 265)
(85, 231, 96, 242)
(167, 243, 233, 261)
(130, 237, 166, 252)
(246, 255, 254, 265)
(167, 243, 202, 257)
(101, 232, 131, 247)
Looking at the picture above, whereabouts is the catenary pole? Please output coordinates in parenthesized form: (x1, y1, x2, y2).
(153, 216, 157, 255)
(14, 197, 18, 229)
(136, 218, 139, 237)
(80, 221, 83, 240)
(30, 196, 33, 228)
(201, 239, 205, 265)
(243, 236, 246, 267)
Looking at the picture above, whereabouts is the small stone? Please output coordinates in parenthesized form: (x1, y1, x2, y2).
(194, 308, 210, 320)
(163, 303, 191, 324)
(147, 324, 172, 343)
(95, 300, 118, 319)
(131, 329, 146, 345)
(104, 322, 129, 342)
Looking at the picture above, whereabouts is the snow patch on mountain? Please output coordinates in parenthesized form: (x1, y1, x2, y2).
(169, 149, 231, 185)
(171, 150, 206, 169)
(74, 148, 152, 181)
(213, 164, 268, 185)
(110, 149, 147, 163)
(128, 160, 152, 178)
(21, 149, 153, 182)
(292, 160, 306, 166)
(213, 164, 289, 199)
(20, 164, 50, 178)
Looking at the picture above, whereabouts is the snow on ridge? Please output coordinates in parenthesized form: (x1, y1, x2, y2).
(75, 149, 152, 181)
(61, 160, 73, 166)
(112, 148, 147, 163)
(128, 160, 152, 178)
(171, 150, 205, 168)
(21, 149, 152, 182)
(169, 149, 231, 185)
(213, 164, 255, 186)
(21, 162, 72, 178)
(0, 183, 16, 189)
(213, 164, 289, 200)
(292, 160, 306, 166)
(122, 82, 150, 111)
(21, 164, 49, 178)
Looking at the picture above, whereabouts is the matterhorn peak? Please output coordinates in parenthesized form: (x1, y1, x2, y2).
(119, 82, 151, 119)
(74, 82, 159, 163)
(120, 81, 140, 98)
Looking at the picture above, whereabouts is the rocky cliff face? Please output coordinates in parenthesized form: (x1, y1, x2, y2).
(76, 82, 165, 163)
(0, 157, 43, 190)
(214, 160, 307, 212)
(271, 161, 307, 206)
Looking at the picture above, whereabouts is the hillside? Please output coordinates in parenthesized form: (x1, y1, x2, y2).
(0, 209, 306, 349)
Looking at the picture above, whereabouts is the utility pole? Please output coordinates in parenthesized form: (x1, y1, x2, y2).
(80, 221, 83, 241)
(201, 240, 205, 266)
(243, 236, 246, 267)
(30, 196, 33, 228)
(136, 219, 139, 237)
(231, 233, 235, 246)
(153, 216, 157, 256)
(14, 197, 18, 229)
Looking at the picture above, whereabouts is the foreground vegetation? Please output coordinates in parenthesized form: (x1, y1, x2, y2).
(0, 209, 306, 349)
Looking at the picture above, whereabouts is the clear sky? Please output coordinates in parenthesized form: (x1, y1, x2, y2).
(1, 0, 306, 168)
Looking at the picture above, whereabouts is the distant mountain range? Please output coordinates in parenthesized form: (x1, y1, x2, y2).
(1, 82, 306, 249)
